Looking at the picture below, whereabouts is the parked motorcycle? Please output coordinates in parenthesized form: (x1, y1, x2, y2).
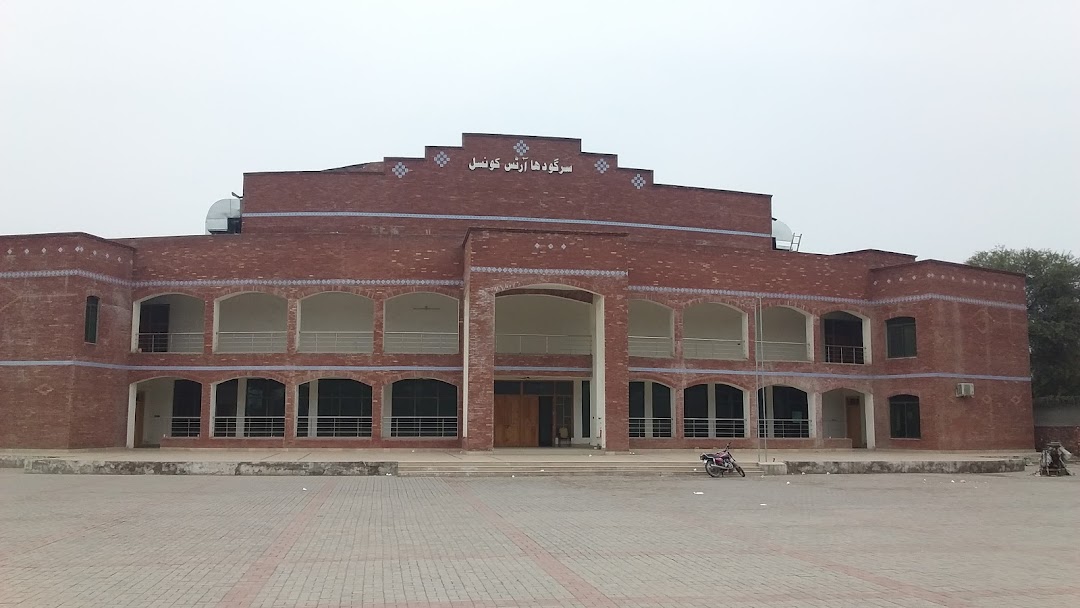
(700, 443, 745, 478)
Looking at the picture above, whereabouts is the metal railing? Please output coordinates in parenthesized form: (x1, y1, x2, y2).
(683, 338, 746, 360)
(169, 417, 200, 437)
(136, 332, 203, 353)
(629, 417, 673, 438)
(212, 416, 285, 437)
(756, 340, 809, 362)
(628, 336, 673, 358)
(496, 333, 592, 355)
(297, 416, 373, 438)
(683, 417, 746, 439)
(389, 416, 458, 438)
(215, 331, 287, 353)
(383, 331, 458, 354)
(824, 344, 865, 364)
(757, 418, 810, 439)
(298, 331, 374, 354)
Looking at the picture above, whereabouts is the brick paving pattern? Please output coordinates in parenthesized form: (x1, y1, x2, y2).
(0, 470, 1077, 607)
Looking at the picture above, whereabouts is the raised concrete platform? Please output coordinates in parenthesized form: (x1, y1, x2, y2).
(0, 447, 1032, 476)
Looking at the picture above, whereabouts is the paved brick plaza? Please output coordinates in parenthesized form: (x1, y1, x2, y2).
(0, 470, 1077, 608)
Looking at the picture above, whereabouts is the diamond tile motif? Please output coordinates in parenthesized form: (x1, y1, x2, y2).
(513, 140, 529, 155)
(595, 158, 610, 174)
(392, 162, 409, 178)
(433, 151, 450, 167)
(631, 173, 646, 189)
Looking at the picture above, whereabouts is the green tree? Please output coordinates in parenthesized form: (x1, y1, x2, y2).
(967, 247, 1080, 398)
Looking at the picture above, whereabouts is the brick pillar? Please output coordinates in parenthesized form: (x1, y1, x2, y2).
(370, 378, 383, 440)
(673, 380, 684, 440)
(371, 292, 384, 355)
(747, 386, 760, 442)
(811, 392, 824, 447)
(600, 291, 630, 452)
(746, 303, 758, 362)
(203, 297, 216, 354)
(286, 297, 299, 354)
(809, 311, 821, 363)
(673, 306, 684, 361)
(199, 381, 213, 440)
(284, 379, 297, 443)
(463, 286, 495, 450)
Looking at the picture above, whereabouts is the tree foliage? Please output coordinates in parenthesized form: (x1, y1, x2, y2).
(967, 247, 1080, 397)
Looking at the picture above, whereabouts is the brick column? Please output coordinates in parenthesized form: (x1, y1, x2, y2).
(203, 297, 216, 354)
(286, 297, 299, 354)
(370, 378, 383, 440)
(463, 286, 495, 450)
(747, 386, 760, 442)
(284, 379, 297, 442)
(673, 306, 684, 361)
(673, 380, 684, 440)
(371, 292, 384, 355)
(200, 381, 213, 439)
(600, 291, 630, 452)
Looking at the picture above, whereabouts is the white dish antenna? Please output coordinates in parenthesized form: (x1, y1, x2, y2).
(206, 198, 242, 234)
(771, 218, 802, 251)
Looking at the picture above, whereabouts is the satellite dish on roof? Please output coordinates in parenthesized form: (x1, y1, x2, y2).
(206, 198, 242, 234)
(771, 218, 802, 252)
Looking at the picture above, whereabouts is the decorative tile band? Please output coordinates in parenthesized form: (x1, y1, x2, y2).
(0, 360, 1031, 383)
(0, 270, 1024, 310)
(0, 270, 463, 289)
(243, 211, 772, 239)
(472, 266, 627, 278)
(628, 366, 1031, 382)
(629, 285, 1027, 311)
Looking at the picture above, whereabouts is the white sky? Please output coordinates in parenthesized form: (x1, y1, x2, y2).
(1, 1, 1077, 263)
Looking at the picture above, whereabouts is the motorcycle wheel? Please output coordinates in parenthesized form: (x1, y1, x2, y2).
(735, 465, 745, 477)
(705, 461, 723, 478)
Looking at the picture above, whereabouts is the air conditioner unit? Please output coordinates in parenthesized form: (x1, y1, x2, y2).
(955, 383, 975, 398)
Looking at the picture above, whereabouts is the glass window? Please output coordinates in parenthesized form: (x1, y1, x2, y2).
(84, 296, 100, 343)
(886, 317, 917, 358)
(889, 395, 921, 439)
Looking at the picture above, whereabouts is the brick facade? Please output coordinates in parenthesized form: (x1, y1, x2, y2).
(0, 134, 1034, 451)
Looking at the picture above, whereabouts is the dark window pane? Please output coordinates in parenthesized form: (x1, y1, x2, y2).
(581, 381, 590, 438)
(886, 317, 917, 358)
(522, 381, 555, 396)
(215, 380, 238, 416)
(628, 382, 646, 418)
(889, 395, 921, 439)
(683, 385, 709, 419)
(494, 381, 521, 395)
(651, 383, 671, 419)
(84, 296, 100, 343)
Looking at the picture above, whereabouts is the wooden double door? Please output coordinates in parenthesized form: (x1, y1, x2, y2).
(494, 395, 540, 447)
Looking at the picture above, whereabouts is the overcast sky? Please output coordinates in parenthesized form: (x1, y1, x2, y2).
(1, 1, 1077, 263)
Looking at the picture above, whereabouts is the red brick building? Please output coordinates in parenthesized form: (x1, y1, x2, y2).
(0, 134, 1034, 451)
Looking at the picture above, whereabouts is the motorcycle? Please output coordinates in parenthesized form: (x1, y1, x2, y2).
(700, 443, 745, 478)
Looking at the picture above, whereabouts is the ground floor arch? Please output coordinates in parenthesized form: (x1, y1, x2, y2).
(757, 385, 811, 438)
(298, 379, 373, 437)
(683, 383, 748, 439)
(822, 388, 875, 448)
(127, 377, 202, 447)
(212, 378, 286, 438)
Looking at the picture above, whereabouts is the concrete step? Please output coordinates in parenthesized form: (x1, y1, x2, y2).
(396, 462, 763, 477)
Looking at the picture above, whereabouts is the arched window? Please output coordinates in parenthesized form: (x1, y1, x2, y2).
(390, 379, 458, 437)
(889, 395, 921, 439)
(84, 295, 100, 343)
(886, 317, 917, 358)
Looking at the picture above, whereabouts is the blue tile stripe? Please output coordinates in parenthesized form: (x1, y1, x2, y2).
(243, 211, 773, 239)
(0, 270, 1024, 310)
(0, 359, 1031, 382)
(0, 270, 463, 288)
(629, 285, 1027, 311)
(472, 267, 627, 278)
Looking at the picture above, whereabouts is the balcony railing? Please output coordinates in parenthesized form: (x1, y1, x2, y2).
(683, 418, 745, 439)
(496, 333, 592, 355)
(756, 340, 809, 362)
(683, 338, 745, 360)
(628, 336, 673, 358)
(216, 331, 287, 353)
(212, 416, 285, 438)
(136, 332, 203, 353)
(389, 416, 458, 438)
(824, 344, 865, 364)
(298, 331, 374, 354)
(629, 417, 673, 438)
(384, 331, 458, 354)
(169, 417, 201, 438)
(297, 416, 373, 438)
(757, 418, 810, 439)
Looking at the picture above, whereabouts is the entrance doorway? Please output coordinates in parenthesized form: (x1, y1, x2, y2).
(494, 395, 540, 447)
(493, 380, 575, 447)
(846, 397, 866, 448)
